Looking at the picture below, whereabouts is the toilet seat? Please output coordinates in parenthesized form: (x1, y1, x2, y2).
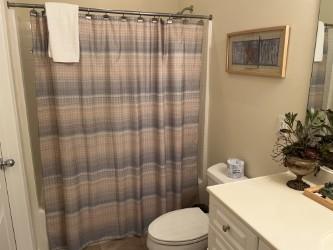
(148, 234, 208, 246)
(147, 208, 208, 249)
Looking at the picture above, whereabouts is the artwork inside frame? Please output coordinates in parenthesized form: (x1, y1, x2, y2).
(226, 25, 290, 78)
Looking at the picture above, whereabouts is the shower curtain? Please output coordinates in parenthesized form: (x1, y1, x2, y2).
(309, 28, 333, 110)
(31, 13, 205, 250)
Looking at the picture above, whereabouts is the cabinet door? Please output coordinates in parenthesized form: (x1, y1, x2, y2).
(209, 197, 258, 250)
(209, 226, 233, 250)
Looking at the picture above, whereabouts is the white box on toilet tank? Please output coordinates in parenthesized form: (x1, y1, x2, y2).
(207, 163, 248, 186)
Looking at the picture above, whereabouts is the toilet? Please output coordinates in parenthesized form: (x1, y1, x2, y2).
(147, 163, 248, 250)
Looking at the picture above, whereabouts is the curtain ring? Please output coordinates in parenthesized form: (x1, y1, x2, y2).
(103, 12, 110, 20)
(30, 8, 38, 16)
(137, 11, 144, 23)
(120, 13, 127, 22)
(86, 8, 92, 19)
(152, 15, 158, 24)
(197, 19, 204, 25)
(167, 14, 173, 24)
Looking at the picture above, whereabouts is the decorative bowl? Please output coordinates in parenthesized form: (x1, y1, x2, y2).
(284, 156, 318, 191)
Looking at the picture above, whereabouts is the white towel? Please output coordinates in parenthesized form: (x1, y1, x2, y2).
(45, 2, 79, 63)
(314, 21, 325, 62)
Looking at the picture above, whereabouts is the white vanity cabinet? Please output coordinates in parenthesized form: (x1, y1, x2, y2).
(208, 196, 274, 250)
(207, 172, 333, 250)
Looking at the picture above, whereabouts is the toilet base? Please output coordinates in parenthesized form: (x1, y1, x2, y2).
(147, 236, 208, 250)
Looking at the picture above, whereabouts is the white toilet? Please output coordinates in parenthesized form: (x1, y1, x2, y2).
(147, 163, 248, 250)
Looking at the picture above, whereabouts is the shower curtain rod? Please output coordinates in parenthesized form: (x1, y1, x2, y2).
(7, 1, 213, 20)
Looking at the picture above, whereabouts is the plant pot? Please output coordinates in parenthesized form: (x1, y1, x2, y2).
(284, 156, 318, 191)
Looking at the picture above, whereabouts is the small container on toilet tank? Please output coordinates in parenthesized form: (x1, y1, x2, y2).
(227, 159, 245, 179)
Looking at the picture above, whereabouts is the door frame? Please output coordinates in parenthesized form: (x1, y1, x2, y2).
(0, 0, 37, 249)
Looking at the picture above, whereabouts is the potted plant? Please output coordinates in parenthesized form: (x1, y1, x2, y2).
(272, 110, 325, 191)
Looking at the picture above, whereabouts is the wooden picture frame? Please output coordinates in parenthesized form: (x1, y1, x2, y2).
(304, 186, 333, 211)
(226, 25, 290, 78)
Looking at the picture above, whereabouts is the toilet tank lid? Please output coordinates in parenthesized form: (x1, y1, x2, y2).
(207, 163, 248, 184)
(148, 208, 208, 243)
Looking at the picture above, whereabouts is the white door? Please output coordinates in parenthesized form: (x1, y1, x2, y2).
(0, 158, 16, 250)
(0, 0, 36, 250)
(0, 0, 17, 247)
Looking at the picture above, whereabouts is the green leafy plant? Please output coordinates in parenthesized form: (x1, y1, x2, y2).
(319, 110, 333, 169)
(272, 110, 326, 164)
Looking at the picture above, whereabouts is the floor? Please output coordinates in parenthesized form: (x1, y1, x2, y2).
(86, 237, 148, 250)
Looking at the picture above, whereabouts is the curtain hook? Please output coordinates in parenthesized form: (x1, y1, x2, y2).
(30, 8, 38, 16)
(86, 8, 92, 19)
(137, 11, 144, 23)
(120, 13, 127, 22)
(103, 12, 110, 20)
(152, 15, 158, 24)
(167, 14, 173, 24)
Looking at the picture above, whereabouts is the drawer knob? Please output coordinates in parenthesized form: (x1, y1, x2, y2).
(222, 224, 230, 232)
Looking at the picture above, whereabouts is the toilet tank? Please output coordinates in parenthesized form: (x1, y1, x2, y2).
(207, 163, 248, 186)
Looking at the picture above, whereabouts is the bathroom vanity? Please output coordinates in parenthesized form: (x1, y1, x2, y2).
(207, 172, 333, 250)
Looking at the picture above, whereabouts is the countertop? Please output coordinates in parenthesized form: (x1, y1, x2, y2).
(207, 172, 333, 250)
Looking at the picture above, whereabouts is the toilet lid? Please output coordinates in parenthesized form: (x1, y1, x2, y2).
(148, 208, 209, 243)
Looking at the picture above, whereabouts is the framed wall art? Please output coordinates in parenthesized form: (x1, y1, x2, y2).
(226, 25, 290, 78)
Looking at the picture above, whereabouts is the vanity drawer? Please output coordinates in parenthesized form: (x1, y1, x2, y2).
(209, 196, 258, 250)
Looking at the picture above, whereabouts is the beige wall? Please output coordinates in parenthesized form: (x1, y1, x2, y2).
(181, 0, 320, 178)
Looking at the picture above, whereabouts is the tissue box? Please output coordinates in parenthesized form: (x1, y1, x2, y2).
(227, 158, 245, 179)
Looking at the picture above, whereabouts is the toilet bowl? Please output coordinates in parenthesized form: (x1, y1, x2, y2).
(147, 163, 248, 250)
(147, 208, 208, 250)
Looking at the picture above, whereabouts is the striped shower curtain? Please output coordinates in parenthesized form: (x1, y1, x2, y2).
(31, 13, 205, 250)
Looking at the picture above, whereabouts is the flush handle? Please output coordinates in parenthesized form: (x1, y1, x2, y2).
(222, 224, 230, 232)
